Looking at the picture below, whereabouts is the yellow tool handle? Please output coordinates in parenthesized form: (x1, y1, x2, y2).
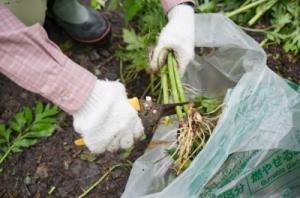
(128, 97, 141, 111)
(74, 97, 140, 146)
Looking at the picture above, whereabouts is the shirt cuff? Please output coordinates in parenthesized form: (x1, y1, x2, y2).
(161, 0, 194, 13)
(42, 58, 97, 114)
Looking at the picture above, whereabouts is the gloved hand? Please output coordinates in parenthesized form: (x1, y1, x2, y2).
(72, 80, 144, 153)
(150, 4, 195, 76)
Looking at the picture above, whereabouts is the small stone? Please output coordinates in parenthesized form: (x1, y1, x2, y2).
(35, 163, 49, 179)
(89, 50, 101, 61)
(105, 73, 118, 80)
(20, 92, 28, 99)
(63, 158, 72, 170)
(99, 49, 110, 58)
(112, 169, 123, 179)
(94, 68, 102, 76)
(24, 176, 32, 185)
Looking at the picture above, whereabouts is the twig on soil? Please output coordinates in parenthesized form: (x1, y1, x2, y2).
(95, 55, 114, 68)
(48, 186, 56, 195)
(77, 163, 131, 198)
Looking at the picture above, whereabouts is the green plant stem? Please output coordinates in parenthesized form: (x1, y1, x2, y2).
(160, 65, 169, 104)
(167, 53, 183, 121)
(225, 0, 268, 18)
(260, 25, 284, 47)
(171, 56, 189, 114)
(0, 145, 13, 165)
(150, 74, 155, 93)
(0, 132, 24, 165)
(248, 0, 278, 26)
(77, 163, 131, 198)
(240, 0, 252, 8)
(240, 26, 270, 33)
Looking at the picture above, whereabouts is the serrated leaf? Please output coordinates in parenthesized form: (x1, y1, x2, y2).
(123, 29, 144, 50)
(24, 106, 33, 124)
(43, 105, 59, 117)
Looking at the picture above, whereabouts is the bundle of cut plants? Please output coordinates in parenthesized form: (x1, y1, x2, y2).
(158, 51, 223, 175)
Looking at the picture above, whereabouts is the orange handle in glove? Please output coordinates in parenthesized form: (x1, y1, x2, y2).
(74, 97, 140, 146)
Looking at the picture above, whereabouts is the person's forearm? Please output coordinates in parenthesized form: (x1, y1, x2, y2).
(160, 0, 194, 13)
(0, 4, 97, 114)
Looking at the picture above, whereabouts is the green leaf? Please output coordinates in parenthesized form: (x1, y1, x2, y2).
(90, 0, 106, 10)
(123, 29, 144, 50)
(35, 102, 44, 115)
(37, 118, 57, 124)
(14, 112, 26, 131)
(13, 139, 38, 148)
(25, 129, 54, 138)
(24, 106, 33, 124)
(58, 40, 73, 52)
(31, 123, 55, 132)
(123, 0, 142, 22)
(26, 123, 55, 138)
(9, 121, 22, 133)
(79, 152, 97, 162)
(0, 123, 7, 140)
(0, 127, 11, 142)
(0, 139, 6, 145)
(120, 146, 134, 159)
(0, 102, 59, 164)
(43, 105, 59, 117)
(11, 147, 23, 153)
(107, 0, 119, 10)
(197, 1, 217, 13)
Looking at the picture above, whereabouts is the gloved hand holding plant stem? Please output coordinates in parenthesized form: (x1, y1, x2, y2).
(150, 3, 195, 76)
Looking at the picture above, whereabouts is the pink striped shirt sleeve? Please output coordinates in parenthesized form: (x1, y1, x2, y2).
(0, 4, 97, 114)
(161, 0, 194, 13)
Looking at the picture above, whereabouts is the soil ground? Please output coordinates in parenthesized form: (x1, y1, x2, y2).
(0, 7, 299, 198)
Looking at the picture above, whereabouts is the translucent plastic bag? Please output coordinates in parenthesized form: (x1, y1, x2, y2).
(122, 14, 300, 198)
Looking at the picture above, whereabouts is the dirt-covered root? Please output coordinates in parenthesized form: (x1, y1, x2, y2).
(173, 108, 219, 174)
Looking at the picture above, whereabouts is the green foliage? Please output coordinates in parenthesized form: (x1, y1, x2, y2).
(192, 96, 223, 113)
(195, 0, 300, 54)
(123, 0, 142, 22)
(90, 0, 107, 10)
(117, 0, 167, 86)
(0, 103, 59, 165)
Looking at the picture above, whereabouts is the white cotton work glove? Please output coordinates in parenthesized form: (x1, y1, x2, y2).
(150, 4, 195, 76)
(72, 80, 144, 153)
